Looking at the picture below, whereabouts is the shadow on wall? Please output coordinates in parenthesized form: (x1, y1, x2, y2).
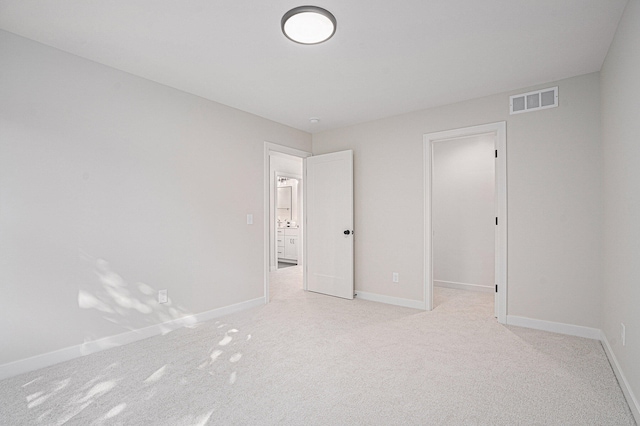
(77, 253, 197, 345)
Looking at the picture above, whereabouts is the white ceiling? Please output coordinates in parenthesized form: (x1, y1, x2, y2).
(0, 0, 628, 133)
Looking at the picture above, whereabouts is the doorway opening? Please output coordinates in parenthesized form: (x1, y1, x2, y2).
(264, 143, 311, 303)
(276, 174, 301, 269)
(423, 122, 507, 323)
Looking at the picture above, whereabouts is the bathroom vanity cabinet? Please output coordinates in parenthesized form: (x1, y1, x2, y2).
(277, 227, 298, 263)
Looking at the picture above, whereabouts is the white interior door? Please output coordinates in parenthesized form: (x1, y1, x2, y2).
(305, 150, 354, 299)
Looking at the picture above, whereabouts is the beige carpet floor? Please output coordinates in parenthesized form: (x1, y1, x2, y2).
(0, 265, 635, 425)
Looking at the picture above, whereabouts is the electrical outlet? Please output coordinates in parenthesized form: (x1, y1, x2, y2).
(392, 272, 399, 283)
(621, 323, 626, 346)
(158, 289, 168, 304)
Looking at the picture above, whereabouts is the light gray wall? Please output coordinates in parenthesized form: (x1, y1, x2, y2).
(313, 72, 603, 328)
(601, 0, 640, 410)
(0, 31, 311, 365)
(433, 134, 495, 288)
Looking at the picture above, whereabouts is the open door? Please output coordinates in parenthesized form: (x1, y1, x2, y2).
(305, 150, 354, 299)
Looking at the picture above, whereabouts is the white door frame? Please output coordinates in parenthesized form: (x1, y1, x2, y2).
(264, 142, 312, 303)
(423, 122, 507, 323)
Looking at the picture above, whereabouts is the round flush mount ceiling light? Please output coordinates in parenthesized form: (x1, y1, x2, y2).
(281, 6, 337, 45)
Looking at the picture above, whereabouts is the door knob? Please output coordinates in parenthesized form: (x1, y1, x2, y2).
(344, 230, 351, 235)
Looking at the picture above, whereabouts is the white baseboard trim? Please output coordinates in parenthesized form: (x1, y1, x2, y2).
(506, 315, 601, 340)
(506, 316, 638, 421)
(355, 291, 424, 310)
(0, 297, 265, 381)
(601, 331, 640, 423)
(434, 280, 493, 293)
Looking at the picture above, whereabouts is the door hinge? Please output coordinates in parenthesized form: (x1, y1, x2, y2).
(495, 217, 498, 225)
(495, 150, 498, 158)
(495, 284, 498, 293)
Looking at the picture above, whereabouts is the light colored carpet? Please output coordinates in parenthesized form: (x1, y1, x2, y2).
(0, 265, 635, 425)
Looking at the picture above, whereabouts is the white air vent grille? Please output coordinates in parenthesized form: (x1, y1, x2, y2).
(510, 86, 558, 115)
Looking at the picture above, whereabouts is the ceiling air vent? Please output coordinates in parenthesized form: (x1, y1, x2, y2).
(510, 86, 558, 115)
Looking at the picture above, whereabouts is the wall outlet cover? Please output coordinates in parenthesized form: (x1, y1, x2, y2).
(158, 289, 168, 304)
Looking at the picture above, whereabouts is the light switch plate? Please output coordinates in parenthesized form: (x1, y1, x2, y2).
(247, 214, 253, 225)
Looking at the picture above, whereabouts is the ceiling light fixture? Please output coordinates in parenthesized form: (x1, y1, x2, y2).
(281, 6, 337, 45)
